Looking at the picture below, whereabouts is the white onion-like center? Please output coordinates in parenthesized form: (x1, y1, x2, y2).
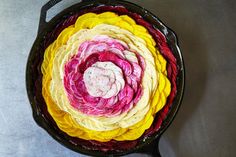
(83, 61, 125, 98)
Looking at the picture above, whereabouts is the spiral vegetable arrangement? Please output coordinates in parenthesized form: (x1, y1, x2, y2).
(41, 8, 177, 145)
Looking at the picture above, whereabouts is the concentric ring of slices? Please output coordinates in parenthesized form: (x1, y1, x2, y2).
(40, 6, 178, 151)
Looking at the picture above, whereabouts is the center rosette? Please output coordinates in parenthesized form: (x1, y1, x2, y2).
(84, 61, 125, 98)
(63, 35, 145, 117)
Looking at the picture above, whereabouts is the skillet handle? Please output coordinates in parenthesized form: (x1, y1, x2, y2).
(38, 0, 62, 34)
(38, 0, 111, 34)
(137, 137, 162, 157)
(151, 139, 162, 157)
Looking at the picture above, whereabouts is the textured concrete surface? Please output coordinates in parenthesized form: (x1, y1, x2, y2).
(0, 0, 236, 157)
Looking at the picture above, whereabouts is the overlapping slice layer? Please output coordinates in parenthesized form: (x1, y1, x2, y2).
(41, 12, 171, 141)
(63, 35, 144, 117)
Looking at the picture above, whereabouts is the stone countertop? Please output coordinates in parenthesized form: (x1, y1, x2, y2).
(0, 0, 235, 157)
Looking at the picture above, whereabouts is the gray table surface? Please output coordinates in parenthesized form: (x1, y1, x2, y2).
(0, 0, 236, 157)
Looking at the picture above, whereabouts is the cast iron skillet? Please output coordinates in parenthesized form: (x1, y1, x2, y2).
(26, 0, 185, 156)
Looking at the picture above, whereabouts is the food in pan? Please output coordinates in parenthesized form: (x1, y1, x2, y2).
(40, 6, 178, 147)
